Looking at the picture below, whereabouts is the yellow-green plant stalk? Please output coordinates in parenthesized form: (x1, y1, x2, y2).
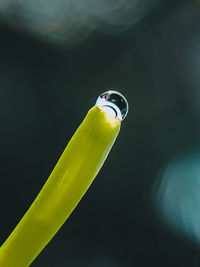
(0, 91, 128, 267)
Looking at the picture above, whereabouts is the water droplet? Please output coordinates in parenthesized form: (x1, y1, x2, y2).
(95, 90, 128, 121)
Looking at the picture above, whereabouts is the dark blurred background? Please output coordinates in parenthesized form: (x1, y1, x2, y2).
(1, 0, 200, 266)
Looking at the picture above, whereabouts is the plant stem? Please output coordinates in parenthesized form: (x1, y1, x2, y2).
(0, 106, 120, 267)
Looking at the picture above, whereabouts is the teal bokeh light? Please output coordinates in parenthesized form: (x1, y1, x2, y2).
(155, 150, 200, 242)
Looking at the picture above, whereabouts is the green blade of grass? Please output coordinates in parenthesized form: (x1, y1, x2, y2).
(0, 106, 120, 267)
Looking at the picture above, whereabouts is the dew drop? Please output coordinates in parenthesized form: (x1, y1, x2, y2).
(95, 90, 128, 121)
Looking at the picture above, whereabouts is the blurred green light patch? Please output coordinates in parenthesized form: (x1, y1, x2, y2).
(154, 150, 200, 242)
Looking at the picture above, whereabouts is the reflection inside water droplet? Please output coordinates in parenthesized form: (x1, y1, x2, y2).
(95, 90, 128, 121)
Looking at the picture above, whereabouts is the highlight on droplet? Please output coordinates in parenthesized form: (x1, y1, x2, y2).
(95, 90, 128, 121)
